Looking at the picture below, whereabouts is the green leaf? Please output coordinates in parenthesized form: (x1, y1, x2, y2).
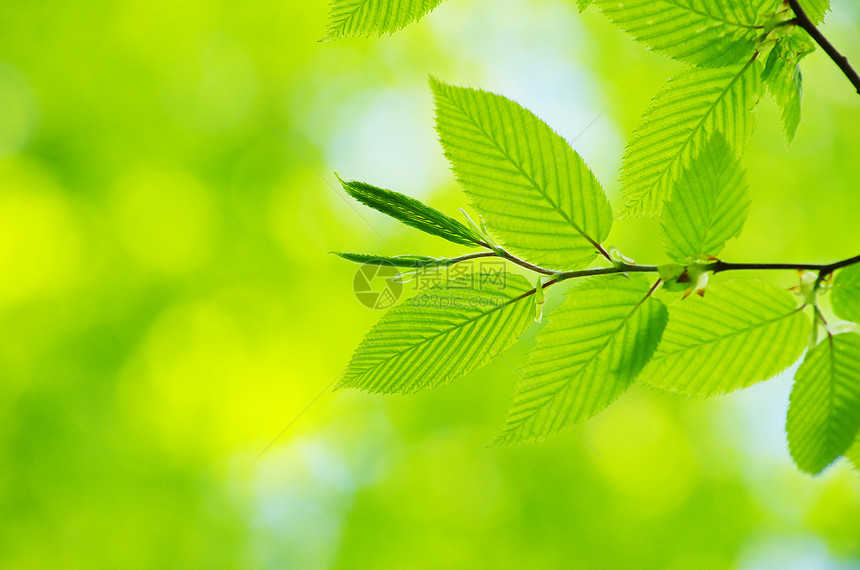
(831, 264, 860, 324)
(576, 0, 592, 12)
(787, 333, 860, 474)
(341, 178, 483, 247)
(323, 0, 444, 41)
(431, 78, 613, 271)
(620, 59, 763, 218)
(763, 32, 815, 143)
(592, 0, 778, 68)
(340, 272, 535, 394)
(797, 0, 830, 24)
(493, 275, 667, 445)
(661, 134, 750, 263)
(332, 252, 451, 268)
(846, 434, 860, 472)
(640, 280, 808, 395)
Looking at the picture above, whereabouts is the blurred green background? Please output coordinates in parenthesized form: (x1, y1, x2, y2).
(1, 0, 859, 568)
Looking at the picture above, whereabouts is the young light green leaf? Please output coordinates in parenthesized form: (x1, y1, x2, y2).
(639, 280, 808, 395)
(796, 0, 830, 24)
(621, 59, 763, 218)
(659, 264, 689, 292)
(592, 0, 778, 68)
(661, 134, 750, 263)
(787, 333, 860, 474)
(340, 272, 535, 394)
(431, 78, 613, 270)
(332, 252, 451, 268)
(493, 275, 667, 445)
(323, 0, 444, 41)
(659, 263, 710, 295)
(341, 178, 483, 247)
(576, 0, 592, 12)
(831, 264, 860, 324)
(763, 32, 815, 142)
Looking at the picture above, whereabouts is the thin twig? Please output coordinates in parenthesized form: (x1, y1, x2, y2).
(500, 253, 860, 305)
(712, 253, 860, 277)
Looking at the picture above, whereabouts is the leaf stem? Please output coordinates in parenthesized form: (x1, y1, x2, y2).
(474, 240, 561, 276)
(498, 250, 562, 276)
(787, 0, 860, 95)
(446, 251, 501, 264)
(555, 263, 660, 282)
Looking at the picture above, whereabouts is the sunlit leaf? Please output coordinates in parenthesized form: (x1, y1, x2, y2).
(763, 31, 815, 143)
(431, 78, 613, 270)
(341, 179, 483, 247)
(661, 134, 750, 263)
(340, 272, 535, 393)
(831, 264, 860, 324)
(620, 59, 763, 218)
(787, 333, 860, 474)
(640, 280, 808, 395)
(493, 275, 667, 445)
(797, 0, 830, 24)
(592, 0, 778, 67)
(323, 0, 444, 41)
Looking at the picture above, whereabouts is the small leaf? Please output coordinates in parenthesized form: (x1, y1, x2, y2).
(661, 134, 750, 263)
(592, 0, 778, 68)
(659, 264, 688, 293)
(762, 31, 815, 142)
(660, 263, 710, 296)
(831, 264, 860, 324)
(493, 275, 667, 445)
(640, 280, 808, 395)
(620, 59, 763, 218)
(340, 272, 535, 394)
(323, 0, 444, 41)
(341, 178, 483, 247)
(332, 252, 450, 268)
(787, 333, 860, 474)
(798, 269, 818, 307)
(432, 78, 613, 270)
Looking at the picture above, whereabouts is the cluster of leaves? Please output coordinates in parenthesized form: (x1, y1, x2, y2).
(325, 0, 860, 475)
